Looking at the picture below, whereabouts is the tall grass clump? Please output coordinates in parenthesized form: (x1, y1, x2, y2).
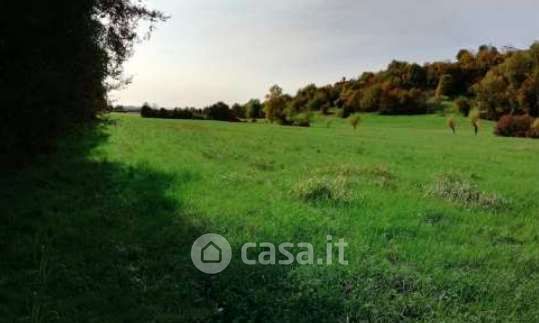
(364, 165, 396, 188)
(470, 110, 480, 135)
(292, 176, 352, 204)
(312, 164, 396, 189)
(348, 114, 361, 130)
(447, 116, 456, 134)
(427, 173, 510, 211)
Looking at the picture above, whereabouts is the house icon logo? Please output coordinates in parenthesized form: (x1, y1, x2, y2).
(201, 241, 222, 263)
(191, 233, 231, 274)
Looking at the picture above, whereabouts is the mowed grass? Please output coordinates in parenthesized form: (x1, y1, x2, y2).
(2, 113, 539, 322)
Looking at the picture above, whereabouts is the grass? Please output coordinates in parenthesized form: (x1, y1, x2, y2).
(1, 113, 539, 322)
(427, 172, 511, 212)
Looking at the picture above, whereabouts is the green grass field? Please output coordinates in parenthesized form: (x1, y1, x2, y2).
(2, 113, 539, 322)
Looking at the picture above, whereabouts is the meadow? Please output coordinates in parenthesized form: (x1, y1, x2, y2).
(2, 113, 539, 322)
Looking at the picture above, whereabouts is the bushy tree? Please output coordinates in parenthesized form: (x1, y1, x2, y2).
(473, 71, 511, 119)
(307, 92, 329, 111)
(244, 99, 263, 120)
(457, 49, 475, 66)
(286, 84, 332, 116)
(359, 85, 382, 112)
(402, 63, 427, 88)
(0, 1, 167, 166)
(231, 103, 245, 119)
(477, 45, 504, 72)
(340, 89, 360, 114)
(264, 85, 289, 124)
(474, 43, 539, 119)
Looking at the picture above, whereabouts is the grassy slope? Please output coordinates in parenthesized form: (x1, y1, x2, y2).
(2, 113, 538, 322)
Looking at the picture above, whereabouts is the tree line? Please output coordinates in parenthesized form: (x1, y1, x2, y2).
(263, 43, 539, 124)
(139, 100, 264, 122)
(139, 43, 539, 134)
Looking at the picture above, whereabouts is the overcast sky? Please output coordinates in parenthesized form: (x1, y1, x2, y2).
(111, 0, 539, 107)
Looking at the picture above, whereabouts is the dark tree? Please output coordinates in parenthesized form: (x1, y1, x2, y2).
(244, 99, 263, 120)
(205, 102, 238, 122)
(0, 1, 167, 167)
(231, 103, 246, 119)
(140, 103, 155, 117)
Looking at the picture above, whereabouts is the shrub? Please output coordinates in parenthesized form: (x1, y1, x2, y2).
(338, 105, 353, 118)
(455, 97, 472, 116)
(290, 113, 312, 127)
(320, 104, 331, 115)
(292, 176, 352, 204)
(348, 114, 361, 130)
(427, 173, 510, 211)
(494, 114, 534, 137)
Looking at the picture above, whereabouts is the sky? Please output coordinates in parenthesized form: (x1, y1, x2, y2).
(112, 0, 539, 108)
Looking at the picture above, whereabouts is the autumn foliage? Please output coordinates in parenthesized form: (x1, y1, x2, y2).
(260, 43, 538, 133)
(494, 115, 537, 138)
